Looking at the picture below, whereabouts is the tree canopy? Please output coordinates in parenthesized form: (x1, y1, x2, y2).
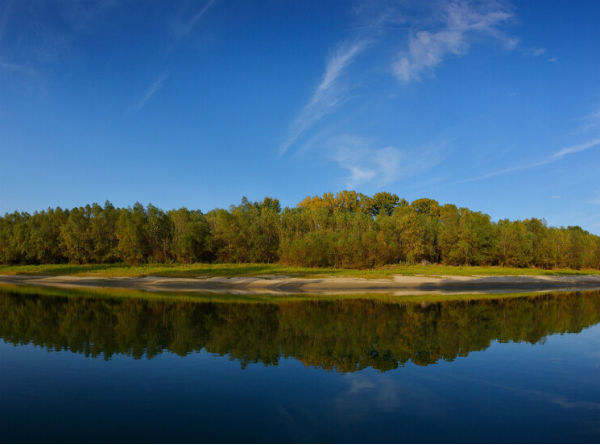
(1, 192, 599, 269)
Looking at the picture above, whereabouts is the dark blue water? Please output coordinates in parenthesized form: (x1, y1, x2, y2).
(1, 288, 599, 443)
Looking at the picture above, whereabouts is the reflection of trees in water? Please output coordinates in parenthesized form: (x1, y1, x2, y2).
(1, 290, 600, 372)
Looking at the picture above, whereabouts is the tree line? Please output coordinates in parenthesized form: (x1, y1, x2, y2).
(1, 190, 599, 269)
(2, 289, 599, 370)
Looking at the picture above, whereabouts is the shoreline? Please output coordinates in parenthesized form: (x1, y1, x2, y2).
(2, 273, 600, 296)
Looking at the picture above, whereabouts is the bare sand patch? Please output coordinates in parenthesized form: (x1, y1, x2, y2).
(1, 273, 600, 296)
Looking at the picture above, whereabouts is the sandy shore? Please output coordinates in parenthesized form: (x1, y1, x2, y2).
(2, 273, 600, 296)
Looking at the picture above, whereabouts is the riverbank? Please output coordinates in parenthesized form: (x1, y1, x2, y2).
(2, 273, 600, 296)
(0, 263, 598, 279)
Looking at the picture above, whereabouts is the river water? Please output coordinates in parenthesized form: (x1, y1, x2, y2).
(1, 286, 599, 442)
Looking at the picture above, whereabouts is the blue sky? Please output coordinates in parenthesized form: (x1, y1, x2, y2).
(1, 0, 600, 232)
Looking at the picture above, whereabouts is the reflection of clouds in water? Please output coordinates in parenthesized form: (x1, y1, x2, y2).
(457, 374, 600, 412)
(332, 373, 442, 419)
(527, 388, 600, 411)
(589, 350, 600, 369)
(346, 374, 376, 395)
(275, 404, 319, 443)
(551, 397, 600, 410)
(585, 327, 600, 367)
(590, 331, 600, 367)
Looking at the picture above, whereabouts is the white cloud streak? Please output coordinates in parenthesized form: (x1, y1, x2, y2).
(0, 1, 118, 68)
(459, 137, 600, 183)
(587, 108, 600, 121)
(279, 40, 369, 155)
(578, 107, 600, 133)
(0, 61, 36, 76)
(393, 0, 513, 83)
(329, 134, 444, 187)
(279, 0, 527, 159)
(334, 143, 400, 187)
(532, 47, 547, 56)
(551, 137, 600, 160)
(278, 0, 547, 189)
(173, 0, 215, 38)
(135, 72, 169, 112)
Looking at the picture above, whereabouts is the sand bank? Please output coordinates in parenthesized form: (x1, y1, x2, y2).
(1, 273, 600, 296)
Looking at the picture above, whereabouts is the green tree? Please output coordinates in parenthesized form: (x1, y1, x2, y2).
(116, 203, 149, 264)
(169, 208, 210, 263)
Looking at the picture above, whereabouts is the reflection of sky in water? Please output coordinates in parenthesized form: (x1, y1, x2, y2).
(321, 324, 600, 442)
(1, 292, 600, 442)
(2, 328, 599, 442)
(333, 373, 443, 418)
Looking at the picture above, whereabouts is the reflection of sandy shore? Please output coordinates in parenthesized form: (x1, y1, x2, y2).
(2, 274, 600, 296)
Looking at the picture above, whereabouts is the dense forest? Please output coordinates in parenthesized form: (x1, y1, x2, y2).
(1, 191, 599, 269)
(1, 289, 599, 370)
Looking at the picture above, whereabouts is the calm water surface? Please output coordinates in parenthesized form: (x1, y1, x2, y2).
(1, 287, 600, 443)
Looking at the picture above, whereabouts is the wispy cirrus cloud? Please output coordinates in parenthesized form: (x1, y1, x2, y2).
(171, 0, 216, 38)
(279, 0, 545, 188)
(532, 47, 547, 57)
(138, 1, 214, 113)
(0, 1, 11, 42)
(393, 0, 514, 83)
(551, 137, 600, 160)
(578, 107, 600, 133)
(0, 61, 36, 76)
(134, 72, 169, 112)
(333, 139, 402, 187)
(521, 46, 559, 62)
(459, 137, 600, 183)
(590, 196, 600, 205)
(0, 1, 117, 67)
(279, 40, 370, 155)
(328, 134, 445, 188)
